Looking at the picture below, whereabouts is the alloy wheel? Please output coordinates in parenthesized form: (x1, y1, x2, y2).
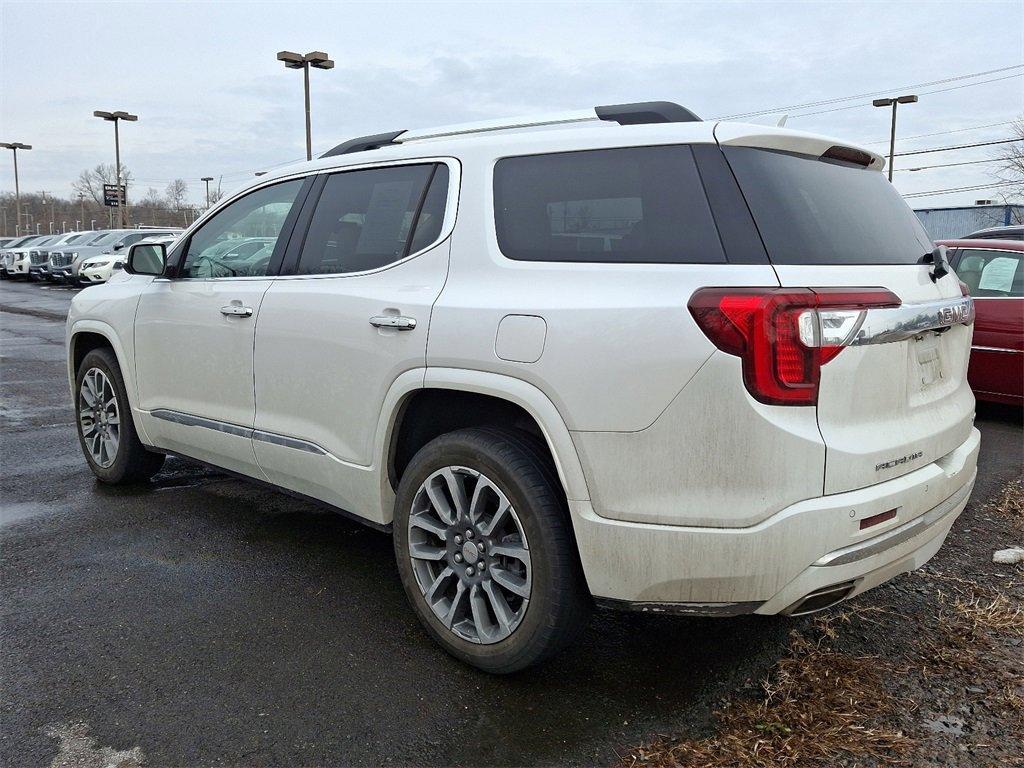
(408, 466, 532, 644)
(79, 367, 120, 468)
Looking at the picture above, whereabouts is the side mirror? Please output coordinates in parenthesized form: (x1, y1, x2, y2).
(113, 242, 125, 251)
(124, 243, 166, 276)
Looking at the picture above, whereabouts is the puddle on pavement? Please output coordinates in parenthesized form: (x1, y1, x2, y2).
(0, 501, 52, 527)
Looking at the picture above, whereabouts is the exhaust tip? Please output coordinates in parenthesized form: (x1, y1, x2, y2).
(788, 580, 858, 616)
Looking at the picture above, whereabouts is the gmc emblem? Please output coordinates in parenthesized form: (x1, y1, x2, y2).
(938, 303, 969, 325)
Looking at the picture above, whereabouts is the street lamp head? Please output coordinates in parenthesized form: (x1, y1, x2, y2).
(201, 176, 214, 182)
(872, 98, 894, 108)
(1, 142, 32, 150)
(896, 95, 919, 104)
(277, 50, 305, 69)
(93, 110, 115, 120)
(305, 51, 334, 69)
(94, 110, 138, 121)
(113, 111, 139, 121)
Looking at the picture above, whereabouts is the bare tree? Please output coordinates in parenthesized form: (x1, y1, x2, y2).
(992, 118, 1024, 218)
(71, 163, 133, 205)
(208, 177, 226, 205)
(165, 179, 189, 210)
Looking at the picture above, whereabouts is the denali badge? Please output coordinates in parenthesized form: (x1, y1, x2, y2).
(876, 451, 923, 472)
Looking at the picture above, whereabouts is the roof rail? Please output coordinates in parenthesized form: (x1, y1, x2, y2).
(319, 101, 700, 157)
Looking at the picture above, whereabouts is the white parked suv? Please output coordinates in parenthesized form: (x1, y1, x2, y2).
(79, 234, 179, 285)
(66, 101, 979, 672)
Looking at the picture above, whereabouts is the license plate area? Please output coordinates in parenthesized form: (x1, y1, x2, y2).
(914, 334, 944, 390)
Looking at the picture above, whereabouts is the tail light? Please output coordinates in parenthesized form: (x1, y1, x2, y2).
(688, 287, 900, 406)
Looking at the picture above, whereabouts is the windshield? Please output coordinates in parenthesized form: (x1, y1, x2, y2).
(88, 231, 128, 247)
(724, 147, 933, 265)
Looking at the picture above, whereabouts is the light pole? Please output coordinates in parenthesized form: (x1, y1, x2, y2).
(872, 95, 918, 182)
(201, 176, 214, 208)
(277, 50, 334, 161)
(1, 142, 32, 235)
(93, 110, 138, 227)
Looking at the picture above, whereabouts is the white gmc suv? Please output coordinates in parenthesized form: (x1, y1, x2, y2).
(66, 101, 979, 673)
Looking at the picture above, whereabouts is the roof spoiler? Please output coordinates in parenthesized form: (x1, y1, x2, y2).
(320, 100, 701, 158)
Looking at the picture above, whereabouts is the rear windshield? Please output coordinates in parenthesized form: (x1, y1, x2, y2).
(724, 146, 933, 265)
(493, 146, 725, 264)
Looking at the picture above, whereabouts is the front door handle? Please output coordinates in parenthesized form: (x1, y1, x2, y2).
(369, 315, 417, 330)
(220, 305, 253, 317)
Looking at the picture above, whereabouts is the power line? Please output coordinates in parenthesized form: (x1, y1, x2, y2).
(894, 137, 1023, 157)
(895, 158, 1004, 172)
(713, 64, 1024, 120)
(859, 120, 1016, 145)
(787, 72, 1023, 119)
(903, 180, 1017, 198)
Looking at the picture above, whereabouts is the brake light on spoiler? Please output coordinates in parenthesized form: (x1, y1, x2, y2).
(688, 288, 901, 406)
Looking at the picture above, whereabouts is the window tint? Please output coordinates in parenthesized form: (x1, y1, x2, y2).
(724, 146, 934, 265)
(181, 179, 303, 278)
(493, 146, 724, 264)
(955, 249, 1023, 297)
(297, 163, 444, 275)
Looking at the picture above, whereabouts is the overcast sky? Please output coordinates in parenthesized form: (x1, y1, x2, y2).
(1, 1, 1022, 208)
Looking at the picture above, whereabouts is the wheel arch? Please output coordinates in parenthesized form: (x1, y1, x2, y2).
(68, 320, 151, 445)
(379, 368, 590, 514)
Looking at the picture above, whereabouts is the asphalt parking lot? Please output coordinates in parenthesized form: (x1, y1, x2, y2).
(1, 279, 1021, 767)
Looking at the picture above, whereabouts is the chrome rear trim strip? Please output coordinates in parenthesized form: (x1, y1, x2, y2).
(151, 409, 328, 455)
(813, 478, 974, 567)
(800, 296, 974, 348)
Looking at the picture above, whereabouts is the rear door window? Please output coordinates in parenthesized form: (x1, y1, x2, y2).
(493, 146, 725, 264)
(296, 163, 448, 275)
(954, 249, 1023, 297)
(724, 146, 933, 265)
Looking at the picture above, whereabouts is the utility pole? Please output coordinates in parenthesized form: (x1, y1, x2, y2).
(1, 142, 32, 235)
(276, 51, 334, 161)
(872, 95, 919, 182)
(201, 176, 214, 208)
(78, 192, 85, 227)
(1, 207, 6, 236)
(93, 110, 138, 227)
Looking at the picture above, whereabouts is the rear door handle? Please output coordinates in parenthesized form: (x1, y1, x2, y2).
(220, 305, 253, 317)
(369, 315, 416, 330)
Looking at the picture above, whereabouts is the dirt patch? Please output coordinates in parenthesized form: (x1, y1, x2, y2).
(625, 478, 1024, 767)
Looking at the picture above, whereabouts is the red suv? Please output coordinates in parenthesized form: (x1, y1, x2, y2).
(940, 239, 1023, 405)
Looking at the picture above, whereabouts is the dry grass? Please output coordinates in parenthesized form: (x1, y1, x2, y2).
(626, 618, 914, 768)
(625, 478, 1024, 768)
(987, 478, 1024, 521)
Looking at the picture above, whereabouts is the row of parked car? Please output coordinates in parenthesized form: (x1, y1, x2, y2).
(0, 228, 182, 286)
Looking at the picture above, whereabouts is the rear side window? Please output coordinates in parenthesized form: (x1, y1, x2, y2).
(296, 163, 448, 275)
(493, 146, 725, 264)
(724, 146, 933, 265)
(954, 249, 1023, 297)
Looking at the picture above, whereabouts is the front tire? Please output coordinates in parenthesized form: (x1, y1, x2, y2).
(393, 427, 590, 673)
(75, 348, 165, 484)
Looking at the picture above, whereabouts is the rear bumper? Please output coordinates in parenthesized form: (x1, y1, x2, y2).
(572, 427, 979, 613)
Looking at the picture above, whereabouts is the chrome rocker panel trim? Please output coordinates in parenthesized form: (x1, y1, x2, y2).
(150, 409, 328, 455)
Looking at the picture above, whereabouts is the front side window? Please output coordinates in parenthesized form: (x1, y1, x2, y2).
(296, 163, 448, 275)
(955, 249, 1023, 297)
(180, 179, 304, 278)
(493, 145, 725, 264)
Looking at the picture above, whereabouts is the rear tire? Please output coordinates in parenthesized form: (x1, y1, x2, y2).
(393, 427, 590, 673)
(75, 347, 165, 484)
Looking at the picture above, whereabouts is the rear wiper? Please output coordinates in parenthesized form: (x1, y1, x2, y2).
(920, 245, 950, 283)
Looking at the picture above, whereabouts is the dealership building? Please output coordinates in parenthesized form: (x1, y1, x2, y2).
(914, 202, 1023, 240)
